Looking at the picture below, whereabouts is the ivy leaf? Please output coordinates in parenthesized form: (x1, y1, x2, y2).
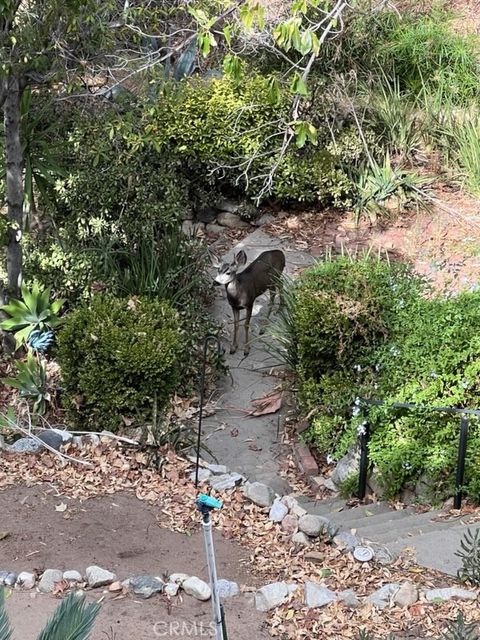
(290, 72, 309, 96)
(223, 25, 232, 47)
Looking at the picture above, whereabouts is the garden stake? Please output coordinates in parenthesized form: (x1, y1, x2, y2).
(195, 334, 222, 487)
(196, 494, 228, 640)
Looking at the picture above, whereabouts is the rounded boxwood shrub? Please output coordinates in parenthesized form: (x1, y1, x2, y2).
(57, 295, 183, 432)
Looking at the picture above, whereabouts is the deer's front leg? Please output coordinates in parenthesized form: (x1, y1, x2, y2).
(231, 307, 240, 354)
(244, 305, 253, 356)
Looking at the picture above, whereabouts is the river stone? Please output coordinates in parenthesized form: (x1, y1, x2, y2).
(164, 582, 180, 597)
(216, 198, 241, 213)
(255, 582, 291, 612)
(0, 571, 9, 585)
(169, 573, 190, 585)
(4, 572, 17, 587)
(298, 514, 330, 538)
(9, 437, 42, 453)
(216, 211, 250, 229)
(269, 501, 288, 523)
(16, 572, 35, 589)
(243, 482, 275, 507)
(331, 444, 360, 486)
(424, 587, 477, 602)
(334, 531, 360, 551)
(86, 566, 117, 588)
(217, 579, 239, 598)
(281, 514, 298, 534)
(38, 569, 63, 593)
(206, 463, 228, 475)
(394, 582, 418, 607)
(292, 531, 311, 546)
(255, 213, 275, 227)
(209, 472, 243, 491)
(339, 589, 359, 608)
(183, 576, 211, 601)
(63, 570, 83, 582)
(189, 468, 211, 483)
(366, 583, 400, 609)
(37, 430, 66, 451)
(196, 205, 217, 223)
(304, 582, 337, 608)
(129, 575, 164, 599)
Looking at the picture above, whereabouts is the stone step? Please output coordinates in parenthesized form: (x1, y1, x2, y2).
(296, 497, 347, 516)
(358, 510, 459, 545)
(331, 507, 416, 535)
(325, 502, 394, 527)
(387, 523, 480, 576)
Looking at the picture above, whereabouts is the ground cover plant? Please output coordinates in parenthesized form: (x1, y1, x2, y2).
(278, 255, 480, 501)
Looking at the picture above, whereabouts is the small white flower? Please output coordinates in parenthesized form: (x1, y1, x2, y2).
(357, 422, 367, 436)
(462, 380, 469, 389)
(430, 371, 437, 378)
(353, 364, 362, 372)
(352, 406, 361, 417)
(375, 364, 381, 372)
(326, 455, 334, 465)
(354, 397, 361, 406)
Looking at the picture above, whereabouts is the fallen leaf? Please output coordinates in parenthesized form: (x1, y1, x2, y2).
(0, 531, 10, 541)
(248, 391, 283, 416)
(55, 503, 67, 512)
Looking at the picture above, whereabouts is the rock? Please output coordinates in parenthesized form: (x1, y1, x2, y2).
(168, 573, 190, 585)
(182, 220, 205, 236)
(304, 551, 324, 565)
(164, 582, 180, 597)
(255, 213, 275, 227)
(38, 569, 63, 593)
(86, 566, 117, 588)
(217, 579, 239, 598)
(189, 468, 212, 483)
(216, 211, 250, 229)
(0, 435, 5, 450)
(298, 514, 330, 538)
(424, 587, 477, 602)
(394, 582, 418, 608)
(63, 570, 83, 582)
(292, 531, 311, 546)
(367, 542, 397, 566)
(366, 583, 400, 609)
(331, 444, 360, 486)
(209, 472, 243, 491)
(89, 434, 100, 445)
(4, 572, 17, 587)
(129, 575, 164, 599)
(255, 582, 292, 612)
(205, 223, 225, 235)
(109, 582, 123, 592)
(292, 504, 308, 518)
(280, 496, 299, 511)
(243, 482, 275, 508)
(216, 198, 241, 214)
(269, 501, 288, 523)
(72, 436, 84, 449)
(0, 571, 9, 585)
(333, 531, 360, 552)
(196, 206, 218, 223)
(280, 514, 298, 534)
(339, 589, 359, 608)
(183, 576, 211, 601)
(16, 572, 36, 590)
(37, 430, 70, 451)
(206, 463, 228, 475)
(304, 582, 337, 608)
(323, 478, 338, 493)
(9, 437, 42, 453)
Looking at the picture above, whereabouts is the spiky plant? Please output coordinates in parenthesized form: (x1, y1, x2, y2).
(442, 612, 479, 640)
(0, 587, 100, 640)
(456, 528, 480, 586)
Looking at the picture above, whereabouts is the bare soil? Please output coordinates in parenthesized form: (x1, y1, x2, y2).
(0, 485, 269, 640)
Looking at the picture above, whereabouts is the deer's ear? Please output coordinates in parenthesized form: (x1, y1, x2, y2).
(209, 251, 221, 268)
(235, 250, 247, 266)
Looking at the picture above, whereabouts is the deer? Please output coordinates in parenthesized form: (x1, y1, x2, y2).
(212, 248, 286, 356)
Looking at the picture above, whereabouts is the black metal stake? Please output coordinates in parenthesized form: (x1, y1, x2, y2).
(195, 335, 222, 488)
(357, 421, 370, 500)
(454, 415, 469, 510)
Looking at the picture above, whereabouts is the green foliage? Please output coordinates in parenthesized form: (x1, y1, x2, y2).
(456, 528, 480, 587)
(442, 613, 479, 640)
(0, 587, 100, 640)
(0, 282, 64, 348)
(57, 295, 183, 432)
(287, 256, 480, 501)
(1, 351, 50, 415)
(448, 113, 480, 196)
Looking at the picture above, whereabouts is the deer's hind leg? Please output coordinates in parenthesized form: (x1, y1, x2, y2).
(230, 307, 240, 354)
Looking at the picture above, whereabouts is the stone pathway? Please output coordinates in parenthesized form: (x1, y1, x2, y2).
(203, 229, 314, 494)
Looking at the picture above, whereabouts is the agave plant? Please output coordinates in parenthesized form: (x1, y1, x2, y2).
(0, 587, 100, 640)
(0, 282, 64, 348)
(1, 351, 50, 415)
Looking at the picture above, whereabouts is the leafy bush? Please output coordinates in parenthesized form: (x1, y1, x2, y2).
(288, 256, 480, 501)
(57, 295, 183, 432)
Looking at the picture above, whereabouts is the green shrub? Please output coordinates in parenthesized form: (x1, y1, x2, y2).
(57, 295, 183, 432)
(289, 256, 480, 502)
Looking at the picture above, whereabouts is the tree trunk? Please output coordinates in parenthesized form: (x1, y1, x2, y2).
(3, 74, 24, 297)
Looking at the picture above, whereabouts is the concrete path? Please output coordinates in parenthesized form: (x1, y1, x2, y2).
(202, 230, 314, 494)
